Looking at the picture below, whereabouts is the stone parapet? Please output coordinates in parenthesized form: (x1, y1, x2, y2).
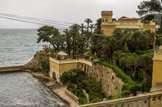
(80, 92, 162, 107)
(65, 89, 79, 104)
(49, 57, 92, 66)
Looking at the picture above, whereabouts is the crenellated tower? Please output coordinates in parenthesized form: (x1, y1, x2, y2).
(101, 11, 116, 36)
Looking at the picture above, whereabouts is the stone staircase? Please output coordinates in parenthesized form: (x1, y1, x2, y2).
(53, 86, 79, 107)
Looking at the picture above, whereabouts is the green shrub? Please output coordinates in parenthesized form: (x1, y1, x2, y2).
(135, 50, 153, 55)
(85, 56, 89, 59)
(41, 60, 49, 74)
(83, 49, 89, 54)
(49, 49, 54, 57)
(74, 55, 80, 59)
(60, 69, 105, 104)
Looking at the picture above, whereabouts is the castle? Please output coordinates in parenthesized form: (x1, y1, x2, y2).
(101, 11, 156, 36)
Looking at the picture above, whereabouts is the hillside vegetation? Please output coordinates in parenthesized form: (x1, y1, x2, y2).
(35, 17, 162, 103)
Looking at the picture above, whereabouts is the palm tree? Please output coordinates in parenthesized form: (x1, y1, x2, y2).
(80, 23, 85, 35)
(85, 18, 93, 48)
(69, 24, 80, 58)
(90, 24, 94, 34)
(63, 29, 71, 57)
(84, 18, 93, 34)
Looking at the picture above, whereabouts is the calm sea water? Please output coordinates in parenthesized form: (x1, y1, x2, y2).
(0, 29, 68, 107)
(0, 72, 68, 107)
(0, 29, 47, 67)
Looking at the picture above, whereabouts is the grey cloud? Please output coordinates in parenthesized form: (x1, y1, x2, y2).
(0, 0, 143, 28)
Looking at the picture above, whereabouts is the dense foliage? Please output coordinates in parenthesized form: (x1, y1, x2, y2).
(36, 15, 162, 100)
(90, 29, 156, 96)
(41, 59, 50, 74)
(37, 18, 99, 59)
(60, 69, 105, 104)
(136, 0, 162, 23)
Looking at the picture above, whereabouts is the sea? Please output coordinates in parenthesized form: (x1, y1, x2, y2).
(0, 29, 47, 67)
(0, 29, 68, 107)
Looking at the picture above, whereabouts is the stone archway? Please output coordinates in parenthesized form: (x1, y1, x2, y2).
(52, 71, 56, 80)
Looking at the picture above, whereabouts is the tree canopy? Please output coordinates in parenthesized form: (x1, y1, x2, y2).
(137, 0, 162, 23)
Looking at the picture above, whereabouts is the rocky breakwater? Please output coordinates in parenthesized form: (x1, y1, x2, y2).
(78, 63, 124, 96)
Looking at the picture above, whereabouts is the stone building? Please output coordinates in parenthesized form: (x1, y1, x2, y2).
(101, 11, 156, 36)
(49, 57, 78, 82)
(151, 46, 162, 92)
(49, 57, 92, 82)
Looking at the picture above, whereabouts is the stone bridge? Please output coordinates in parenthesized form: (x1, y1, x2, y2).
(80, 92, 162, 107)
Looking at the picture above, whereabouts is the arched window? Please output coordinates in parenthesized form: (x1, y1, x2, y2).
(106, 19, 107, 22)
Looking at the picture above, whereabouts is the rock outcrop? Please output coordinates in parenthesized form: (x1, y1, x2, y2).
(24, 51, 48, 72)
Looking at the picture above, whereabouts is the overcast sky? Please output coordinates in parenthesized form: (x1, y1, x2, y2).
(0, 0, 144, 29)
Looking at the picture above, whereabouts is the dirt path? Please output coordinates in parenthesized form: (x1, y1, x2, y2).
(32, 72, 52, 80)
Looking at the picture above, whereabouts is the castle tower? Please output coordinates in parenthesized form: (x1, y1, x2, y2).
(101, 11, 116, 36)
(151, 46, 162, 92)
(101, 11, 113, 23)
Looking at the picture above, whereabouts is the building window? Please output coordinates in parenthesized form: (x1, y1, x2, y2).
(153, 97, 156, 101)
(103, 19, 104, 22)
(106, 19, 107, 22)
(158, 96, 161, 100)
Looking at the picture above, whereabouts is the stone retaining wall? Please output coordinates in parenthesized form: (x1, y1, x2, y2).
(78, 63, 124, 96)
(80, 92, 162, 107)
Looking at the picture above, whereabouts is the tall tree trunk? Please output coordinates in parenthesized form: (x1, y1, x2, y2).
(52, 44, 56, 50)
(66, 37, 70, 57)
(74, 40, 77, 55)
(73, 36, 75, 58)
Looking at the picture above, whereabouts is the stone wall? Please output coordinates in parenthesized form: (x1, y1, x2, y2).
(80, 93, 150, 107)
(0, 65, 25, 72)
(78, 63, 124, 96)
(80, 91, 162, 107)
